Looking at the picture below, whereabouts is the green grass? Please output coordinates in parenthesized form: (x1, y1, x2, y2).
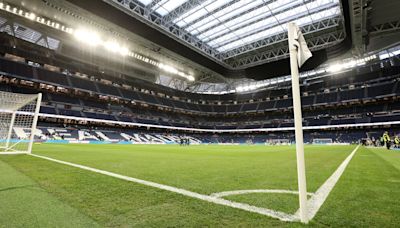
(29, 144, 353, 193)
(314, 147, 400, 227)
(0, 144, 399, 227)
(225, 192, 301, 214)
(0, 159, 98, 228)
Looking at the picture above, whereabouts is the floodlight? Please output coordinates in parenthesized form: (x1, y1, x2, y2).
(66, 28, 74, 34)
(346, 60, 356, 68)
(236, 86, 248, 92)
(356, 61, 366, 66)
(74, 29, 102, 46)
(119, 47, 129, 56)
(104, 40, 120, 52)
(0, 3, 188, 82)
(327, 64, 342, 72)
(160, 64, 178, 74)
(187, 75, 195, 81)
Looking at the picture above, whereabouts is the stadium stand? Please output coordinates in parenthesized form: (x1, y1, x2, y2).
(0, 21, 400, 142)
(28, 124, 391, 144)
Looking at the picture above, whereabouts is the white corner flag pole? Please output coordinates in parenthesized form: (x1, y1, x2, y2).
(288, 22, 312, 224)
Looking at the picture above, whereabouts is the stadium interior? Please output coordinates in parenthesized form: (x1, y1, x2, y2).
(0, 0, 399, 144)
(0, 0, 400, 226)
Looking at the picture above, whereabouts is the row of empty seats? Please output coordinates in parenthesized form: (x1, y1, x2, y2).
(1, 57, 400, 115)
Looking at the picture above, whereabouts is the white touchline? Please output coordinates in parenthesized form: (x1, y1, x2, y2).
(296, 145, 361, 220)
(29, 153, 298, 222)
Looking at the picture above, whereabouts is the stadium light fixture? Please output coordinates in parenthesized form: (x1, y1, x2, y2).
(327, 55, 376, 73)
(0, 3, 74, 34)
(119, 47, 129, 56)
(104, 40, 121, 52)
(379, 50, 400, 60)
(187, 75, 195, 82)
(0, 1, 195, 82)
(74, 29, 102, 46)
(327, 64, 343, 72)
(159, 63, 178, 74)
(235, 53, 378, 94)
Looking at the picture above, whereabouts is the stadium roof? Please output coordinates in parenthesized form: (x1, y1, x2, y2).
(4, 0, 398, 88)
(150, 0, 341, 53)
(101, 0, 346, 71)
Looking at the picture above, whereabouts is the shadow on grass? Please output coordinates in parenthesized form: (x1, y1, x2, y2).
(0, 184, 36, 192)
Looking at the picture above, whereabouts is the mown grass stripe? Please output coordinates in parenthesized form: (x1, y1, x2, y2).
(30, 153, 298, 222)
(0, 159, 99, 227)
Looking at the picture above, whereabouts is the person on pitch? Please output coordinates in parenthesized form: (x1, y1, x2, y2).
(394, 135, 400, 149)
(383, 131, 391, 150)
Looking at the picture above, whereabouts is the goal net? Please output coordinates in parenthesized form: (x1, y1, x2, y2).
(312, 138, 333, 145)
(0, 91, 42, 154)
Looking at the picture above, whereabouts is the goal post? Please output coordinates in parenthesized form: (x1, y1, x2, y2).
(0, 91, 42, 154)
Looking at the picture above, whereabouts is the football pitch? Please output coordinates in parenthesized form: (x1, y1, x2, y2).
(0, 144, 399, 227)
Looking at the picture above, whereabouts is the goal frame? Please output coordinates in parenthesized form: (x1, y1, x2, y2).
(0, 92, 42, 154)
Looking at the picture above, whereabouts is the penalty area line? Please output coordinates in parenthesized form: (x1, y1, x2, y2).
(29, 153, 298, 222)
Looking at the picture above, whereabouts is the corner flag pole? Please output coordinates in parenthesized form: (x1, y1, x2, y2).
(288, 22, 311, 224)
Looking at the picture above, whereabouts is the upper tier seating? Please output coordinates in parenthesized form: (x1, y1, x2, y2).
(36, 68, 69, 86)
(69, 76, 97, 91)
(2, 53, 400, 116)
(0, 58, 34, 79)
(1, 38, 400, 130)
